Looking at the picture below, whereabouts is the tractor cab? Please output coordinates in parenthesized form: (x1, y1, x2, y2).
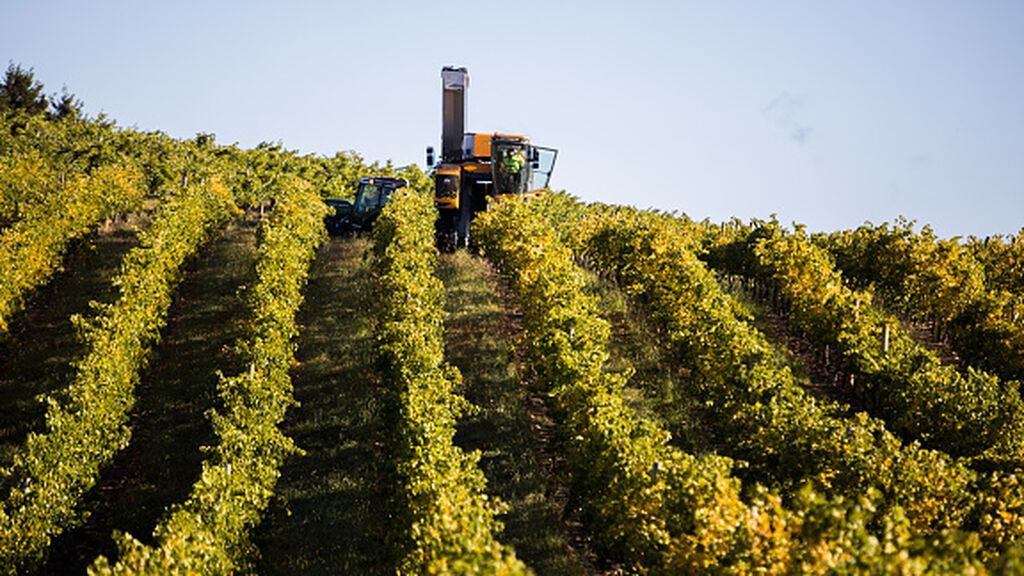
(324, 176, 408, 235)
(491, 136, 558, 198)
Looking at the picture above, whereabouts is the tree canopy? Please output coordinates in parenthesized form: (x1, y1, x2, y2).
(0, 62, 82, 119)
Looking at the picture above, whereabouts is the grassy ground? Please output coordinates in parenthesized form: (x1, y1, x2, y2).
(4, 229, 699, 574)
(41, 221, 258, 574)
(0, 226, 140, 471)
(253, 236, 391, 575)
(582, 269, 715, 456)
(439, 250, 597, 575)
(715, 279, 871, 414)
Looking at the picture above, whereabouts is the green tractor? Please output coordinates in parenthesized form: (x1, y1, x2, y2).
(324, 176, 408, 235)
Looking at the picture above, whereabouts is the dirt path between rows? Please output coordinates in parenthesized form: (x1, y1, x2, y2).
(253, 236, 391, 575)
(43, 221, 257, 574)
(439, 250, 605, 575)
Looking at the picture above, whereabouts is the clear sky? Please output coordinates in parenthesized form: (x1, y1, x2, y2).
(3, 0, 1022, 237)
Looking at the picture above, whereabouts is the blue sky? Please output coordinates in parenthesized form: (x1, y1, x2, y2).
(3, 1, 1022, 237)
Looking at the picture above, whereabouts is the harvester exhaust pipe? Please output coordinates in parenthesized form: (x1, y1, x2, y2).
(441, 66, 468, 162)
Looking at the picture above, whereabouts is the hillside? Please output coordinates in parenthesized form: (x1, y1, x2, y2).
(2, 106, 1024, 574)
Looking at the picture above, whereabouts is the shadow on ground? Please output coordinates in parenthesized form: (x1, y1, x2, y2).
(0, 227, 139, 470)
(253, 237, 391, 575)
(440, 250, 594, 575)
(41, 222, 257, 573)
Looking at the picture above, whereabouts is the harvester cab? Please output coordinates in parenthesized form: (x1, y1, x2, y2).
(492, 136, 558, 197)
(427, 66, 557, 250)
(324, 176, 408, 235)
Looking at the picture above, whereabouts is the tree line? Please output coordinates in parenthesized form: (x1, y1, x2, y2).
(0, 62, 83, 120)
